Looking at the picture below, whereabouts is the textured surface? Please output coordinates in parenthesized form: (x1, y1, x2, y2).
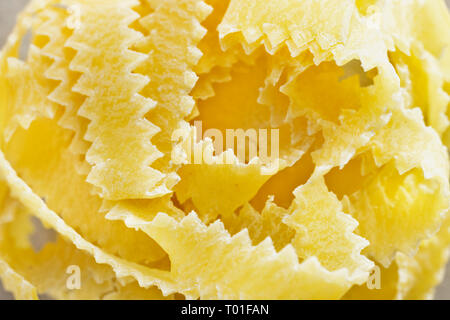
(0, 0, 449, 300)
(0, 2, 31, 300)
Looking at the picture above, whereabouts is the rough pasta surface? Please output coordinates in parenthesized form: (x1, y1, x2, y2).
(0, 0, 449, 300)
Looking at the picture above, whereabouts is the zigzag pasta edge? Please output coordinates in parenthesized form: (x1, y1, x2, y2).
(0, 149, 182, 297)
(107, 209, 360, 299)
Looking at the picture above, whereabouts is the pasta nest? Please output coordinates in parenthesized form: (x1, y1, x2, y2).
(0, 0, 449, 300)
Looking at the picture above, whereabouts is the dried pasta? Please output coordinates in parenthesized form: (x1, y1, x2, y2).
(0, 0, 449, 300)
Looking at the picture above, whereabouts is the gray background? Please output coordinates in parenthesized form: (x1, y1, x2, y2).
(0, 0, 449, 300)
